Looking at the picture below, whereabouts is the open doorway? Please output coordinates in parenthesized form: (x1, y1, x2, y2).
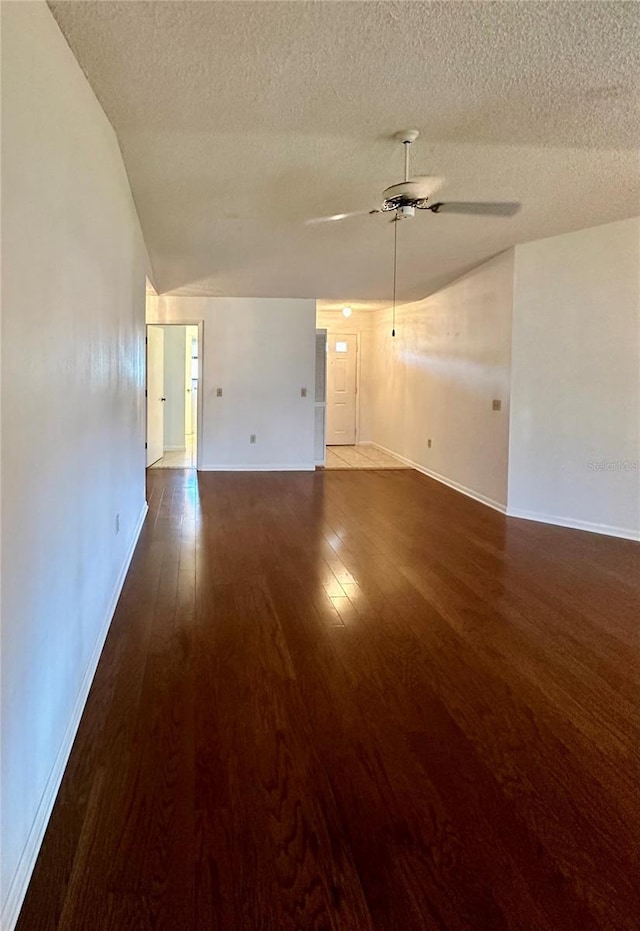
(317, 325, 409, 470)
(146, 324, 200, 469)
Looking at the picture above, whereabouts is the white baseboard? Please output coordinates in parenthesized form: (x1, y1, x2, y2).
(199, 464, 315, 472)
(1, 501, 149, 931)
(506, 507, 640, 541)
(365, 443, 639, 540)
(366, 442, 507, 514)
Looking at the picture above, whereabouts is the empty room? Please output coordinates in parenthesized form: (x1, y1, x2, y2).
(1, 2, 639, 930)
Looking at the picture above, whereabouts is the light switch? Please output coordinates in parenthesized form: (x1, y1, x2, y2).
(301, 387, 308, 397)
(216, 387, 223, 397)
(492, 399, 502, 411)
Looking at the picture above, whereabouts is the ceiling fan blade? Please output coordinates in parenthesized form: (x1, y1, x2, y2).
(428, 201, 521, 217)
(305, 209, 378, 225)
(410, 175, 445, 198)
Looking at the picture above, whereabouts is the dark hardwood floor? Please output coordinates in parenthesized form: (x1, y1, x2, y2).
(17, 468, 640, 931)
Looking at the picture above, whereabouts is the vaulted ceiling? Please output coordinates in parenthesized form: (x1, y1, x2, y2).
(49, 1, 639, 301)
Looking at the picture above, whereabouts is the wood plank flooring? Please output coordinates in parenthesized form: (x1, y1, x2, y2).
(16, 468, 640, 931)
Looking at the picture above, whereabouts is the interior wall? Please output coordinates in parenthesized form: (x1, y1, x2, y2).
(147, 297, 317, 469)
(508, 217, 640, 539)
(0, 4, 148, 927)
(316, 308, 377, 443)
(370, 251, 515, 510)
(160, 325, 187, 449)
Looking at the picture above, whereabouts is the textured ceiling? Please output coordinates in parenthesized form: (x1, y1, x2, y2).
(49, 1, 640, 301)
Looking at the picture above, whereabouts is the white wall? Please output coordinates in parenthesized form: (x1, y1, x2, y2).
(147, 297, 317, 469)
(316, 308, 376, 443)
(1, 4, 148, 928)
(370, 251, 515, 510)
(160, 325, 187, 448)
(508, 218, 640, 539)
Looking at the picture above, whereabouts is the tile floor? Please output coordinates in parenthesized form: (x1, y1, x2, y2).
(324, 444, 410, 470)
(149, 434, 197, 469)
(148, 439, 407, 471)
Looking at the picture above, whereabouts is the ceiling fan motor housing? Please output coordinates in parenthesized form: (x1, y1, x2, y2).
(381, 181, 430, 213)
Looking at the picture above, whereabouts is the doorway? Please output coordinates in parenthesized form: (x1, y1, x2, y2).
(326, 332, 358, 445)
(146, 324, 200, 469)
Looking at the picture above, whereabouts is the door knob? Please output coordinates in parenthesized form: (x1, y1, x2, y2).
(160, 397, 166, 401)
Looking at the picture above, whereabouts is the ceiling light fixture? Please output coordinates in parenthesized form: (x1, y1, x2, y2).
(342, 306, 352, 318)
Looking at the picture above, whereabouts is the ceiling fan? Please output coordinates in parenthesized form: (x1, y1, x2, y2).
(307, 130, 521, 337)
(307, 129, 521, 224)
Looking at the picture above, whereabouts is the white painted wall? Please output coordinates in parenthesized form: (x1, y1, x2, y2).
(369, 251, 515, 510)
(161, 325, 187, 449)
(508, 218, 640, 539)
(147, 297, 317, 469)
(316, 308, 376, 443)
(1, 4, 148, 927)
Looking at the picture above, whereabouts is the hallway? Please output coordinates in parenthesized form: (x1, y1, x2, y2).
(17, 469, 639, 930)
(148, 433, 197, 469)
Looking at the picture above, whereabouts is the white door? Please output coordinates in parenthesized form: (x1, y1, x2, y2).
(185, 329, 192, 436)
(146, 325, 165, 466)
(190, 336, 198, 435)
(326, 333, 357, 445)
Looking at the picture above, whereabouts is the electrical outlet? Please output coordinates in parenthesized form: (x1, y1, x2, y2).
(250, 434, 256, 444)
(115, 513, 120, 535)
(216, 387, 223, 397)
(300, 387, 307, 397)
(492, 399, 502, 411)
(427, 439, 432, 448)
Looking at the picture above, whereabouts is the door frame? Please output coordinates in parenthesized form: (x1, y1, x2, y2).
(145, 320, 204, 470)
(326, 330, 361, 447)
(354, 332, 361, 443)
(145, 324, 165, 466)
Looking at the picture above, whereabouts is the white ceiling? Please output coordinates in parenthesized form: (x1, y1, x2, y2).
(49, 1, 640, 302)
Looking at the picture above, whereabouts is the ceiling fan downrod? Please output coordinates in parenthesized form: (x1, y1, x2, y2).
(400, 128, 419, 182)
